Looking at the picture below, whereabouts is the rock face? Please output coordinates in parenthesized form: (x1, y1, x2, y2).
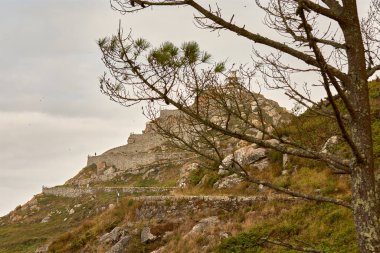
(86, 110, 180, 173)
(65, 110, 187, 186)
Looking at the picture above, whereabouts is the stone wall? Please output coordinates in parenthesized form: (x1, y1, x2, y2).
(42, 186, 176, 198)
(133, 195, 299, 220)
(42, 186, 95, 198)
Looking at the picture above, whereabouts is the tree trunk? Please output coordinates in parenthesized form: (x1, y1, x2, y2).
(340, 1, 380, 252)
(348, 54, 380, 253)
(349, 82, 380, 252)
(351, 163, 380, 253)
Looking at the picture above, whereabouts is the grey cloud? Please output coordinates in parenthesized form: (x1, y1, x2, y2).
(0, 111, 147, 215)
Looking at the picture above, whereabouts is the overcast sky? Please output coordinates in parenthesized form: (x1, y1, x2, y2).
(0, 0, 255, 216)
(0, 1, 370, 216)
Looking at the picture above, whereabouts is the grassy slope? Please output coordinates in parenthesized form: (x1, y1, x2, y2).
(217, 203, 356, 253)
(0, 192, 119, 253)
(1, 81, 379, 253)
(215, 81, 380, 253)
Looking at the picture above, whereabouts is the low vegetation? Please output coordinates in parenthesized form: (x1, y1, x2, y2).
(217, 203, 356, 253)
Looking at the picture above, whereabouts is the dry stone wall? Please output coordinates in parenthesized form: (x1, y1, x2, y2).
(133, 195, 299, 220)
(42, 186, 95, 198)
(42, 186, 176, 198)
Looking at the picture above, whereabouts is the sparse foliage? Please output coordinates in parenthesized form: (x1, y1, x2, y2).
(99, 1, 380, 252)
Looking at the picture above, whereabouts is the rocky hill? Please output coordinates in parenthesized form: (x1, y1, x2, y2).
(65, 109, 188, 188)
(2, 81, 379, 252)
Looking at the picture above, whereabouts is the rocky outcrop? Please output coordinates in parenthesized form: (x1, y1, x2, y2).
(215, 138, 292, 188)
(106, 235, 131, 253)
(99, 227, 128, 244)
(216, 143, 271, 189)
(220, 145, 268, 170)
(98, 227, 130, 253)
(61, 86, 293, 189)
(86, 110, 182, 176)
(213, 174, 244, 189)
(87, 133, 166, 175)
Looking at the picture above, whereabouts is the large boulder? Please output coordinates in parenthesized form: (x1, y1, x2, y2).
(141, 226, 157, 243)
(187, 216, 220, 236)
(220, 145, 267, 170)
(213, 174, 244, 189)
(106, 235, 131, 253)
(99, 227, 128, 244)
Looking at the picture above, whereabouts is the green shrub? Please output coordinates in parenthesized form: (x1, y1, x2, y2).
(204, 173, 220, 188)
(189, 168, 205, 186)
(216, 230, 266, 253)
(267, 150, 282, 163)
(127, 199, 134, 207)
